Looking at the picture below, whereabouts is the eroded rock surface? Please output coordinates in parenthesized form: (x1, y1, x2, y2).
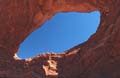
(0, 0, 120, 78)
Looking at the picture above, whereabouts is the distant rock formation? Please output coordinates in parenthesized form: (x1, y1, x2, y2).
(0, 0, 120, 78)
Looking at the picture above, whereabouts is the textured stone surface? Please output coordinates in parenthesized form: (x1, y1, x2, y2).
(0, 0, 120, 78)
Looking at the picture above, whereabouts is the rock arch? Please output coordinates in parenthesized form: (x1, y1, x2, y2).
(0, 0, 120, 78)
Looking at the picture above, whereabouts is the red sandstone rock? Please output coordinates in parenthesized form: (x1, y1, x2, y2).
(0, 0, 120, 78)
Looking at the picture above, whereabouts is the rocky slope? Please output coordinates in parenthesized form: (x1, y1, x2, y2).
(0, 0, 120, 78)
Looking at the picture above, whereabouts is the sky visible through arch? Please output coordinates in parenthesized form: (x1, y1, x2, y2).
(17, 11, 100, 59)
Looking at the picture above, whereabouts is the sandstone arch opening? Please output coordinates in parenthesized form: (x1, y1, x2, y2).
(17, 11, 100, 59)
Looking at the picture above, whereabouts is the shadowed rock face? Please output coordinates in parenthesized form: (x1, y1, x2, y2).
(0, 0, 120, 78)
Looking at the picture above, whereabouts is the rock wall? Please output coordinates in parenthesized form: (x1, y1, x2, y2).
(0, 0, 120, 78)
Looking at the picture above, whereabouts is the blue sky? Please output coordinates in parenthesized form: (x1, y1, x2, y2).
(17, 11, 100, 59)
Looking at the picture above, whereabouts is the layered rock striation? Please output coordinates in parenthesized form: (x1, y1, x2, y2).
(0, 0, 120, 78)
